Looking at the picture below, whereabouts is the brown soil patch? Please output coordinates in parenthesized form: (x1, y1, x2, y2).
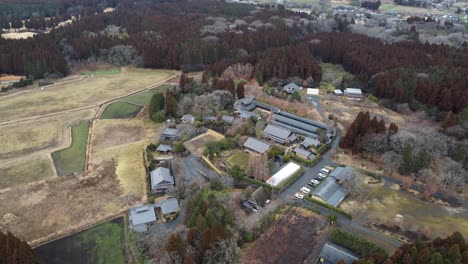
(241, 207, 329, 264)
(183, 130, 225, 156)
(0, 161, 125, 246)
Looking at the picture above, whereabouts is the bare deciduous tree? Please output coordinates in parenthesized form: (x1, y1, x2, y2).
(381, 151, 401, 176)
(361, 133, 389, 160)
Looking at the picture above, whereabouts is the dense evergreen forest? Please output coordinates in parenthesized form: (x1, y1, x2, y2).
(0, 0, 467, 116)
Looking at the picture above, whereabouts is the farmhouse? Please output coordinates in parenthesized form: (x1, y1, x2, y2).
(266, 162, 302, 187)
(129, 205, 157, 232)
(262, 124, 291, 144)
(156, 144, 172, 153)
(158, 197, 180, 216)
(0, 75, 24, 85)
(282, 82, 301, 94)
(311, 166, 353, 206)
(319, 242, 359, 264)
(293, 147, 316, 160)
(242, 186, 269, 213)
(221, 115, 235, 124)
(181, 114, 195, 124)
(301, 137, 320, 148)
(150, 167, 175, 192)
(161, 127, 181, 140)
(243, 137, 271, 154)
(345, 88, 363, 98)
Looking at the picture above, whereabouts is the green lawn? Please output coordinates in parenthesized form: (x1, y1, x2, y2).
(52, 122, 89, 176)
(124, 84, 172, 106)
(228, 151, 250, 170)
(36, 217, 126, 264)
(100, 101, 143, 119)
(80, 68, 119, 76)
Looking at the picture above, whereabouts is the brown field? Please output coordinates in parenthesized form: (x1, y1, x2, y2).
(0, 68, 178, 123)
(89, 118, 163, 199)
(183, 129, 225, 156)
(241, 207, 329, 264)
(0, 108, 97, 160)
(0, 155, 55, 190)
(0, 161, 124, 245)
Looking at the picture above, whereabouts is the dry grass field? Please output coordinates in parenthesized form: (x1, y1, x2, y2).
(0, 108, 96, 160)
(0, 155, 55, 190)
(1, 32, 36, 39)
(183, 130, 225, 156)
(0, 161, 124, 245)
(89, 118, 163, 199)
(0, 68, 177, 123)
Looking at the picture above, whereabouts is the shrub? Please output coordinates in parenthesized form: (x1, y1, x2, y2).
(304, 196, 352, 219)
(268, 146, 283, 159)
(210, 177, 224, 191)
(152, 110, 166, 123)
(329, 228, 388, 257)
(367, 94, 379, 103)
(174, 142, 185, 153)
(204, 138, 236, 155)
(283, 154, 291, 162)
(316, 144, 329, 155)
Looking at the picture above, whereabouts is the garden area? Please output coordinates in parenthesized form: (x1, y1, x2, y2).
(35, 217, 127, 264)
(101, 101, 143, 119)
(52, 121, 89, 176)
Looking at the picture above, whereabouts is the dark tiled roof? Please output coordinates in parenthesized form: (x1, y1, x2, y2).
(243, 137, 271, 153)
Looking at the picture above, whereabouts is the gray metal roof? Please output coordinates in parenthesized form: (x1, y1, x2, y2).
(312, 177, 347, 207)
(330, 166, 353, 182)
(254, 101, 280, 113)
(263, 124, 291, 140)
(293, 147, 315, 159)
(244, 104, 256, 111)
(345, 88, 362, 95)
(272, 114, 319, 133)
(283, 82, 301, 93)
(320, 242, 359, 264)
(162, 127, 181, 137)
(129, 205, 157, 227)
(222, 115, 235, 123)
(277, 111, 329, 130)
(150, 167, 174, 190)
(270, 120, 318, 139)
(301, 137, 320, 148)
(243, 137, 271, 153)
(288, 134, 297, 142)
(156, 144, 172, 152)
(181, 114, 195, 122)
(159, 197, 180, 215)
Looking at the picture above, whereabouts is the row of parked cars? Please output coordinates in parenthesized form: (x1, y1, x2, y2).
(294, 168, 331, 200)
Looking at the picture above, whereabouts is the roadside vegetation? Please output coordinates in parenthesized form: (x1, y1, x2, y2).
(52, 121, 89, 176)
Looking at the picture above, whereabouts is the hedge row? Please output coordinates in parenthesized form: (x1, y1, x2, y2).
(329, 228, 388, 258)
(316, 144, 330, 155)
(273, 166, 305, 191)
(304, 196, 353, 219)
(289, 153, 322, 167)
(241, 177, 272, 190)
(357, 168, 383, 181)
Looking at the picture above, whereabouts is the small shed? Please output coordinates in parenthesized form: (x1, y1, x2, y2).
(181, 114, 195, 124)
(345, 88, 363, 98)
(156, 144, 172, 153)
(334, 89, 343, 96)
(159, 197, 180, 215)
(306, 88, 319, 96)
(222, 115, 235, 124)
(293, 147, 316, 160)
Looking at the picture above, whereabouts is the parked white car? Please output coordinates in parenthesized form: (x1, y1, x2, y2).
(300, 187, 311, 194)
(311, 179, 320, 185)
(318, 172, 327, 178)
(320, 168, 330, 175)
(294, 193, 304, 200)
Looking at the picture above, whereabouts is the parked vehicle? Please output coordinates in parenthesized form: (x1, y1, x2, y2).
(320, 168, 330, 175)
(314, 176, 323, 181)
(300, 187, 311, 194)
(318, 172, 327, 178)
(308, 182, 316, 188)
(311, 179, 320, 185)
(294, 193, 304, 200)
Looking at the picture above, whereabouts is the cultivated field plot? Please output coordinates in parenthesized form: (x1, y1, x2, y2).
(380, 4, 444, 14)
(0, 161, 123, 245)
(124, 84, 173, 106)
(52, 122, 90, 176)
(100, 101, 143, 119)
(0, 108, 96, 160)
(183, 130, 225, 156)
(227, 150, 250, 170)
(0, 68, 177, 123)
(241, 207, 328, 264)
(0, 155, 55, 190)
(353, 183, 468, 239)
(36, 217, 126, 264)
(90, 118, 163, 199)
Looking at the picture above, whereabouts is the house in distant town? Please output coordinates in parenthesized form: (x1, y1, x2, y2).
(156, 144, 172, 153)
(129, 205, 157, 232)
(222, 115, 235, 124)
(181, 114, 195, 124)
(282, 82, 301, 94)
(319, 242, 359, 264)
(262, 124, 292, 144)
(243, 137, 271, 154)
(311, 166, 353, 206)
(293, 147, 316, 160)
(161, 127, 181, 140)
(242, 186, 269, 213)
(150, 167, 175, 193)
(0, 75, 25, 85)
(345, 88, 363, 98)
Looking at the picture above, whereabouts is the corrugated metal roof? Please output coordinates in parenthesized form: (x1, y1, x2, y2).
(293, 147, 314, 159)
(243, 137, 271, 153)
(162, 127, 180, 137)
(266, 162, 301, 187)
(270, 120, 319, 139)
(345, 88, 362, 95)
(263, 124, 291, 140)
(159, 197, 180, 215)
(320, 242, 359, 264)
(156, 144, 172, 152)
(150, 167, 174, 189)
(272, 114, 319, 133)
(277, 111, 329, 130)
(222, 115, 235, 123)
(330, 166, 353, 182)
(312, 177, 347, 207)
(129, 205, 157, 226)
(301, 137, 320, 148)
